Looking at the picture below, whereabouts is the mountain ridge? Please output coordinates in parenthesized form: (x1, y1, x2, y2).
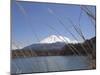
(39, 35, 78, 44)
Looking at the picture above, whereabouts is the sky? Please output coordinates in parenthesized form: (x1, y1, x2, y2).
(12, 0, 96, 48)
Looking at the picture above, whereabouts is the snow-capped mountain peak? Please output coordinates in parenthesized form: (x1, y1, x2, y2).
(40, 35, 74, 44)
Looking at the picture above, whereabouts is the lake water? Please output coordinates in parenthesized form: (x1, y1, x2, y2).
(11, 56, 91, 74)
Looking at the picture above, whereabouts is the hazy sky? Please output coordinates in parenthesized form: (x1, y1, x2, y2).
(12, 0, 96, 48)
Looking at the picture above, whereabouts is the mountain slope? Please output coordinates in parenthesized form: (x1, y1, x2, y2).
(23, 35, 78, 51)
(40, 35, 71, 44)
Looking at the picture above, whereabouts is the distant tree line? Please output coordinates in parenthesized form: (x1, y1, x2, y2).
(12, 37, 96, 59)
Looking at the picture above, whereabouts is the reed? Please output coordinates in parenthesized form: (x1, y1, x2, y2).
(12, 1, 96, 71)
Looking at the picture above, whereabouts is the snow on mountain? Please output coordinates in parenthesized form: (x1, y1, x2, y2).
(40, 35, 77, 44)
(23, 35, 78, 51)
(12, 35, 78, 50)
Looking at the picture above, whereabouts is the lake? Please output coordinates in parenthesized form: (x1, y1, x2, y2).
(11, 56, 91, 74)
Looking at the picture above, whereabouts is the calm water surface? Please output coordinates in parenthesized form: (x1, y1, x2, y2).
(11, 56, 91, 74)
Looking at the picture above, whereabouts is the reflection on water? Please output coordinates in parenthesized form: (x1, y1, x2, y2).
(11, 56, 91, 74)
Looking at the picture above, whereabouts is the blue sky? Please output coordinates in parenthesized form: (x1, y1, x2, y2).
(12, 0, 96, 47)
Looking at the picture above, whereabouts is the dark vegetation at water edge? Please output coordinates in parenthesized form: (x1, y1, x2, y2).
(11, 3, 96, 71)
(12, 36, 96, 59)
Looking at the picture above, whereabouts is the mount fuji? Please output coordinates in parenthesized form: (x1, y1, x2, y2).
(23, 35, 78, 51)
(40, 35, 77, 44)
